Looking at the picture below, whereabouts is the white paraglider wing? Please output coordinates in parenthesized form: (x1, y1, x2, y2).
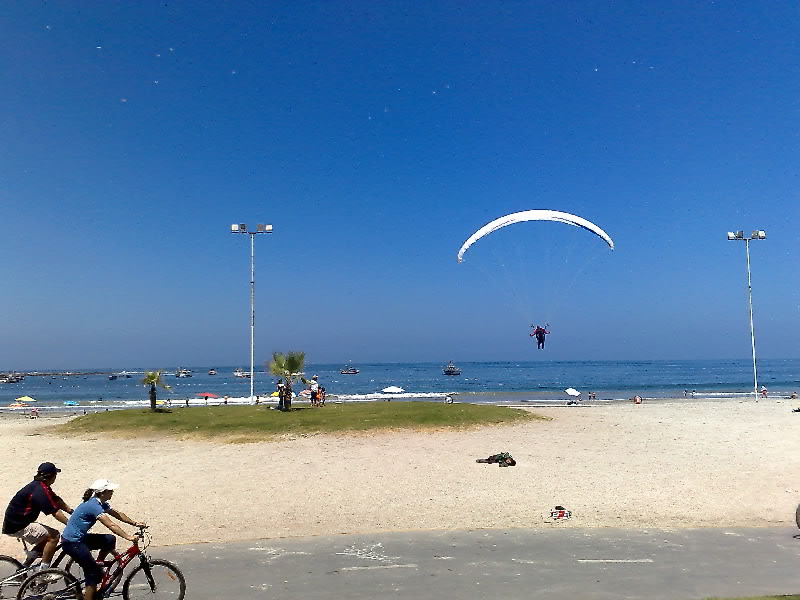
(456, 209, 614, 263)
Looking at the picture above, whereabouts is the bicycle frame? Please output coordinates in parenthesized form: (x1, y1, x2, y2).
(96, 543, 138, 595)
(96, 529, 154, 597)
(18, 539, 71, 569)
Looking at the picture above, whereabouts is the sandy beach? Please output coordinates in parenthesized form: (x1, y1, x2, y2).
(0, 399, 797, 553)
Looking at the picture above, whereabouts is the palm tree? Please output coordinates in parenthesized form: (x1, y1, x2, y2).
(267, 351, 305, 411)
(141, 370, 171, 412)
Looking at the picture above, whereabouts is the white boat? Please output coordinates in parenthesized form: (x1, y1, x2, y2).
(381, 386, 405, 394)
(443, 361, 461, 376)
(175, 368, 192, 378)
(233, 368, 251, 378)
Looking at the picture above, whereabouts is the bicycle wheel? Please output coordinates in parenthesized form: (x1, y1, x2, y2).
(0, 556, 24, 599)
(796, 503, 800, 529)
(122, 559, 185, 600)
(15, 567, 81, 600)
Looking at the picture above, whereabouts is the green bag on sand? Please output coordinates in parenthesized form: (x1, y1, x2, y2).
(476, 452, 516, 467)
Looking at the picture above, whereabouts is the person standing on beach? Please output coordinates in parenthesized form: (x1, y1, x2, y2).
(3, 462, 73, 570)
(761, 385, 768, 399)
(309, 375, 320, 407)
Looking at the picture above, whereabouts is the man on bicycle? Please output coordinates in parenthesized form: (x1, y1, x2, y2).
(2, 462, 73, 570)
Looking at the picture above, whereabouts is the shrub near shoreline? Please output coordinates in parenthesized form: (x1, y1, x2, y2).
(56, 402, 543, 441)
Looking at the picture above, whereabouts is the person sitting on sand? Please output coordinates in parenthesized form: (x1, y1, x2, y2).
(476, 452, 516, 467)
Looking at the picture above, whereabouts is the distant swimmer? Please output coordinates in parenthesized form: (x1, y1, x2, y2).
(530, 324, 550, 350)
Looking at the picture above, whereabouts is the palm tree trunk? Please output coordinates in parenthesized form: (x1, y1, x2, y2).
(149, 384, 157, 412)
(284, 378, 292, 411)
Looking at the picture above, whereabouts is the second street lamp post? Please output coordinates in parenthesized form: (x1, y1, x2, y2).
(231, 223, 273, 400)
(726, 229, 766, 402)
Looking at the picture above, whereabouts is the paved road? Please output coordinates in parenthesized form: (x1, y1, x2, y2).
(161, 527, 800, 599)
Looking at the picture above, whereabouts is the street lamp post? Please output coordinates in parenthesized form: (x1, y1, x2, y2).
(231, 223, 273, 400)
(726, 230, 766, 401)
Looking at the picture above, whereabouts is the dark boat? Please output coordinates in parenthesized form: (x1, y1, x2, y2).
(340, 366, 360, 375)
(443, 361, 461, 376)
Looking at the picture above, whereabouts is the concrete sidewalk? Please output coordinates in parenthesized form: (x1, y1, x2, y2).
(161, 527, 800, 599)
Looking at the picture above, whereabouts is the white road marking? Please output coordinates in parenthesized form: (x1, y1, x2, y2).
(577, 558, 654, 563)
(336, 543, 398, 562)
(340, 564, 418, 571)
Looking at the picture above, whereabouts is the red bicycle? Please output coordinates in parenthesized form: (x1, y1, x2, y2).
(16, 526, 185, 600)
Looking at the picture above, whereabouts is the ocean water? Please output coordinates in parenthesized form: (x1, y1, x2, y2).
(1, 359, 798, 412)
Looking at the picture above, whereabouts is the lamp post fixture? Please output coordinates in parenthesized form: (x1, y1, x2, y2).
(726, 229, 766, 401)
(231, 223, 273, 401)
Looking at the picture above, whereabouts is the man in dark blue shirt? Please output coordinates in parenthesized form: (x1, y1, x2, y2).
(2, 462, 72, 569)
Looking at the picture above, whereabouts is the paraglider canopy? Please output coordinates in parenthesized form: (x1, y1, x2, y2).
(457, 209, 614, 263)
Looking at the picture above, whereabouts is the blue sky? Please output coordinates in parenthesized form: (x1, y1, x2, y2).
(1, 2, 798, 369)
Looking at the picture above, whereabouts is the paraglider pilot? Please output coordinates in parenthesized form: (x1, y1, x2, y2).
(530, 324, 550, 349)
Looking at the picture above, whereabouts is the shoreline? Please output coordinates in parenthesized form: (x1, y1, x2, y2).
(1, 392, 798, 418)
(4, 359, 800, 409)
(1, 399, 798, 553)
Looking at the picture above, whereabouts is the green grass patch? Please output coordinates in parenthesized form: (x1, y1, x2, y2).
(56, 402, 543, 442)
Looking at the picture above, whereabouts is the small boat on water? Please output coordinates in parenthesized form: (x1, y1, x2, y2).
(108, 374, 117, 380)
(443, 361, 461, 376)
(340, 366, 359, 375)
(175, 368, 192, 378)
(233, 368, 251, 378)
(208, 369, 217, 375)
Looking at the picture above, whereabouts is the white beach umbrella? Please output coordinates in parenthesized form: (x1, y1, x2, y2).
(564, 388, 581, 397)
(382, 386, 405, 394)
